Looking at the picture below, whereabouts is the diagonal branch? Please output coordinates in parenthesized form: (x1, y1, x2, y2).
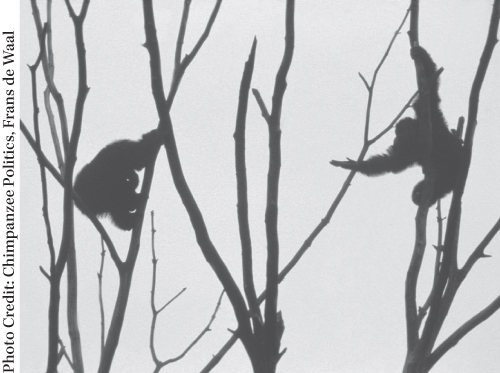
(426, 294, 500, 371)
(460, 216, 500, 277)
(363, 7, 410, 143)
(182, 0, 222, 70)
(166, 0, 223, 110)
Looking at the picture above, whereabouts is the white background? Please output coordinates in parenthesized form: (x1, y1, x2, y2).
(21, 1, 500, 372)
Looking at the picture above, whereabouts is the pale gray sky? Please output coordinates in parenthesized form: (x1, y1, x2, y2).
(21, 1, 500, 372)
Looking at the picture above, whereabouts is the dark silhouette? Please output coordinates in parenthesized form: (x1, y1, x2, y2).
(74, 129, 161, 230)
(331, 46, 463, 206)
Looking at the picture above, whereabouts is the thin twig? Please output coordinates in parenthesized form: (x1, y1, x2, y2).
(251, 89, 271, 123)
(98, 239, 106, 354)
(149, 211, 188, 365)
(362, 7, 410, 143)
(460, 216, 500, 278)
(58, 338, 74, 369)
(153, 291, 224, 373)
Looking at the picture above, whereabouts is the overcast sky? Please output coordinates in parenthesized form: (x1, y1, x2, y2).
(21, 1, 500, 372)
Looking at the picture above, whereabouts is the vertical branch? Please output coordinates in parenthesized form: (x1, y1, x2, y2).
(408, 0, 419, 46)
(43, 0, 65, 174)
(98, 239, 106, 354)
(203, 7, 412, 372)
(27, 1, 63, 371)
(99, 144, 160, 373)
(234, 39, 261, 326)
(33, 0, 91, 370)
(149, 211, 161, 366)
(30, 0, 70, 154)
(29, 41, 57, 267)
(141, 0, 258, 366)
(403, 0, 432, 367)
(66, 240, 84, 373)
(417, 202, 444, 327)
(263, 0, 294, 365)
(404, 203, 429, 357)
(62, 3, 91, 373)
(420, 0, 500, 359)
(405, 46, 434, 352)
(462, 0, 500, 186)
(404, 2, 500, 372)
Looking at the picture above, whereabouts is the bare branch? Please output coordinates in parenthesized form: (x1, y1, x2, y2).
(40, 266, 50, 280)
(150, 229, 188, 367)
(43, 0, 65, 174)
(465, 0, 500, 141)
(406, 2, 500, 370)
(408, 0, 419, 46)
(151, 286, 188, 364)
(158, 288, 186, 314)
(460, 216, 500, 278)
(426, 294, 500, 371)
(153, 291, 224, 373)
(263, 0, 294, 361)
(28, 32, 57, 268)
(251, 88, 271, 123)
(30, 0, 70, 153)
(142, 0, 255, 359)
(368, 67, 441, 147)
(362, 7, 410, 143)
(358, 72, 370, 91)
(404, 1, 438, 358)
(455, 116, 465, 139)
(166, 0, 223, 109)
(417, 202, 444, 326)
(369, 89, 418, 144)
(174, 0, 191, 69)
(58, 338, 74, 370)
(203, 7, 411, 371)
(20, 121, 120, 266)
(98, 239, 106, 355)
(182, 0, 223, 70)
(234, 39, 262, 326)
